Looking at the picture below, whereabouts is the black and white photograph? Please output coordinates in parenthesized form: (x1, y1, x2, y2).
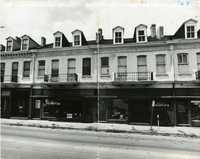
(1, 0, 200, 158)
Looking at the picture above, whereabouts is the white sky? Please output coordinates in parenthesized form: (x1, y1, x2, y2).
(0, 0, 200, 46)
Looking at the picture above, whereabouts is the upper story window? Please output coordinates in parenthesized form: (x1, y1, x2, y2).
(138, 30, 146, 42)
(135, 24, 147, 43)
(23, 61, 30, 77)
(6, 41, 12, 51)
(137, 55, 147, 72)
(156, 55, 166, 73)
(74, 35, 80, 46)
(38, 60, 45, 76)
(55, 37, 61, 47)
(83, 58, 91, 76)
(101, 57, 109, 75)
(186, 26, 195, 38)
(113, 26, 124, 44)
(184, 19, 197, 39)
(22, 39, 28, 50)
(177, 53, 189, 74)
(115, 32, 122, 43)
(1, 63, 5, 82)
(51, 60, 59, 77)
(68, 59, 76, 73)
(197, 53, 200, 70)
(118, 56, 127, 73)
(12, 62, 18, 82)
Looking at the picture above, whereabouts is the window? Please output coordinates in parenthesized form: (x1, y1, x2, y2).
(138, 30, 145, 42)
(23, 61, 30, 77)
(83, 58, 91, 75)
(22, 39, 28, 50)
(51, 60, 59, 77)
(101, 57, 109, 75)
(38, 60, 45, 76)
(137, 56, 147, 72)
(177, 53, 188, 74)
(156, 55, 166, 73)
(74, 35, 80, 46)
(12, 62, 18, 82)
(68, 59, 76, 73)
(7, 41, 12, 51)
(197, 53, 200, 70)
(118, 56, 127, 73)
(55, 37, 61, 47)
(186, 26, 195, 38)
(115, 32, 122, 43)
(1, 98, 9, 112)
(1, 63, 5, 82)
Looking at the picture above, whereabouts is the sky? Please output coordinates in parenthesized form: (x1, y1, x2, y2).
(0, 0, 200, 46)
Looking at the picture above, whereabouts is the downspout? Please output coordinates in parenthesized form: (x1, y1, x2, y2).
(29, 51, 36, 119)
(169, 44, 177, 126)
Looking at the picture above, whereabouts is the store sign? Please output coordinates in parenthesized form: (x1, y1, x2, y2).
(155, 101, 170, 108)
(191, 101, 200, 105)
(45, 99, 60, 105)
(67, 114, 73, 119)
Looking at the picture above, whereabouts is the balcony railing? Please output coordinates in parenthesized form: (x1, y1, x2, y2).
(114, 72, 153, 82)
(44, 73, 78, 83)
(196, 70, 200, 80)
(1, 75, 19, 83)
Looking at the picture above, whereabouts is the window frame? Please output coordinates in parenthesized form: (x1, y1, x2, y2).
(23, 61, 31, 77)
(1, 63, 5, 82)
(55, 37, 61, 47)
(68, 58, 76, 74)
(12, 62, 19, 82)
(101, 57, 109, 75)
(118, 56, 127, 73)
(51, 59, 59, 77)
(6, 40, 12, 52)
(177, 53, 189, 74)
(22, 39, 28, 50)
(74, 35, 80, 46)
(156, 54, 166, 74)
(82, 58, 91, 76)
(38, 60, 45, 77)
(115, 32, 122, 44)
(137, 55, 147, 72)
(137, 29, 147, 43)
(197, 53, 200, 70)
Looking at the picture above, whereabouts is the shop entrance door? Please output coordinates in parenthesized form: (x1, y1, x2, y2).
(177, 101, 188, 124)
(33, 100, 41, 118)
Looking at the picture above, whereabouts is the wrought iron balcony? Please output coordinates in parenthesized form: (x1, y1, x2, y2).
(114, 72, 153, 82)
(196, 70, 200, 80)
(1, 75, 19, 83)
(44, 73, 78, 83)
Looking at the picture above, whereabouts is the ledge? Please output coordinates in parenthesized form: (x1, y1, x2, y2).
(156, 73, 168, 77)
(100, 74, 111, 78)
(178, 73, 191, 76)
(81, 75, 92, 78)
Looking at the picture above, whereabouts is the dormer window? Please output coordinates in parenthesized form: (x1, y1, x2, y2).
(138, 30, 145, 42)
(135, 24, 147, 43)
(115, 32, 122, 43)
(6, 41, 12, 51)
(22, 39, 28, 50)
(55, 37, 61, 47)
(74, 35, 80, 46)
(113, 26, 124, 44)
(186, 26, 195, 38)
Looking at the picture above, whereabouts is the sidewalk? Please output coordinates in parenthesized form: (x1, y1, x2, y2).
(1, 118, 200, 138)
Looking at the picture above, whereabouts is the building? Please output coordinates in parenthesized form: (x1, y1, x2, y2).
(1, 19, 200, 126)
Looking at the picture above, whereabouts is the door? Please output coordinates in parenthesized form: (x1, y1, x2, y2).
(177, 101, 188, 124)
(33, 100, 41, 118)
(99, 100, 107, 122)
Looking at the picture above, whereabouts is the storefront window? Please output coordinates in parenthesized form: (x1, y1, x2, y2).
(108, 99, 128, 121)
(191, 101, 200, 120)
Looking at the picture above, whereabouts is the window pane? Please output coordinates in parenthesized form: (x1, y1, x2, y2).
(178, 64, 188, 73)
(138, 30, 144, 35)
(1, 63, 5, 70)
(52, 60, 59, 68)
(13, 62, 18, 69)
(156, 55, 165, 64)
(24, 62, 30, 69)
(183, 55, 187, 63)
(118, 57, 126, 66)
(83, 58, 91, 75)
(137, 56, 146, 65)
(101, 58, 109, 67)
(157, 65, 165, 73)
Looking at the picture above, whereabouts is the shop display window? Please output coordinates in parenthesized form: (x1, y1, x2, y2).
(191, 101, 200, 120)
(108, 99, 128, 121)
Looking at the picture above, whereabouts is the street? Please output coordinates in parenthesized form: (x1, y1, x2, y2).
(1, 125, 200, 159)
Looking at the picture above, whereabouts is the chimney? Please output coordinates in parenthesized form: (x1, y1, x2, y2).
(150, 24, 156, 38)
(41, 37, 46, 47)
(0, 44, 5, 51)
(15, 36, 21, 44)
(156, 26, 164, 39)
(96, 28, 103, 44)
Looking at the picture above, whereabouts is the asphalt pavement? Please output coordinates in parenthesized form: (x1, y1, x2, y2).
(1, 118, 200, 138)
